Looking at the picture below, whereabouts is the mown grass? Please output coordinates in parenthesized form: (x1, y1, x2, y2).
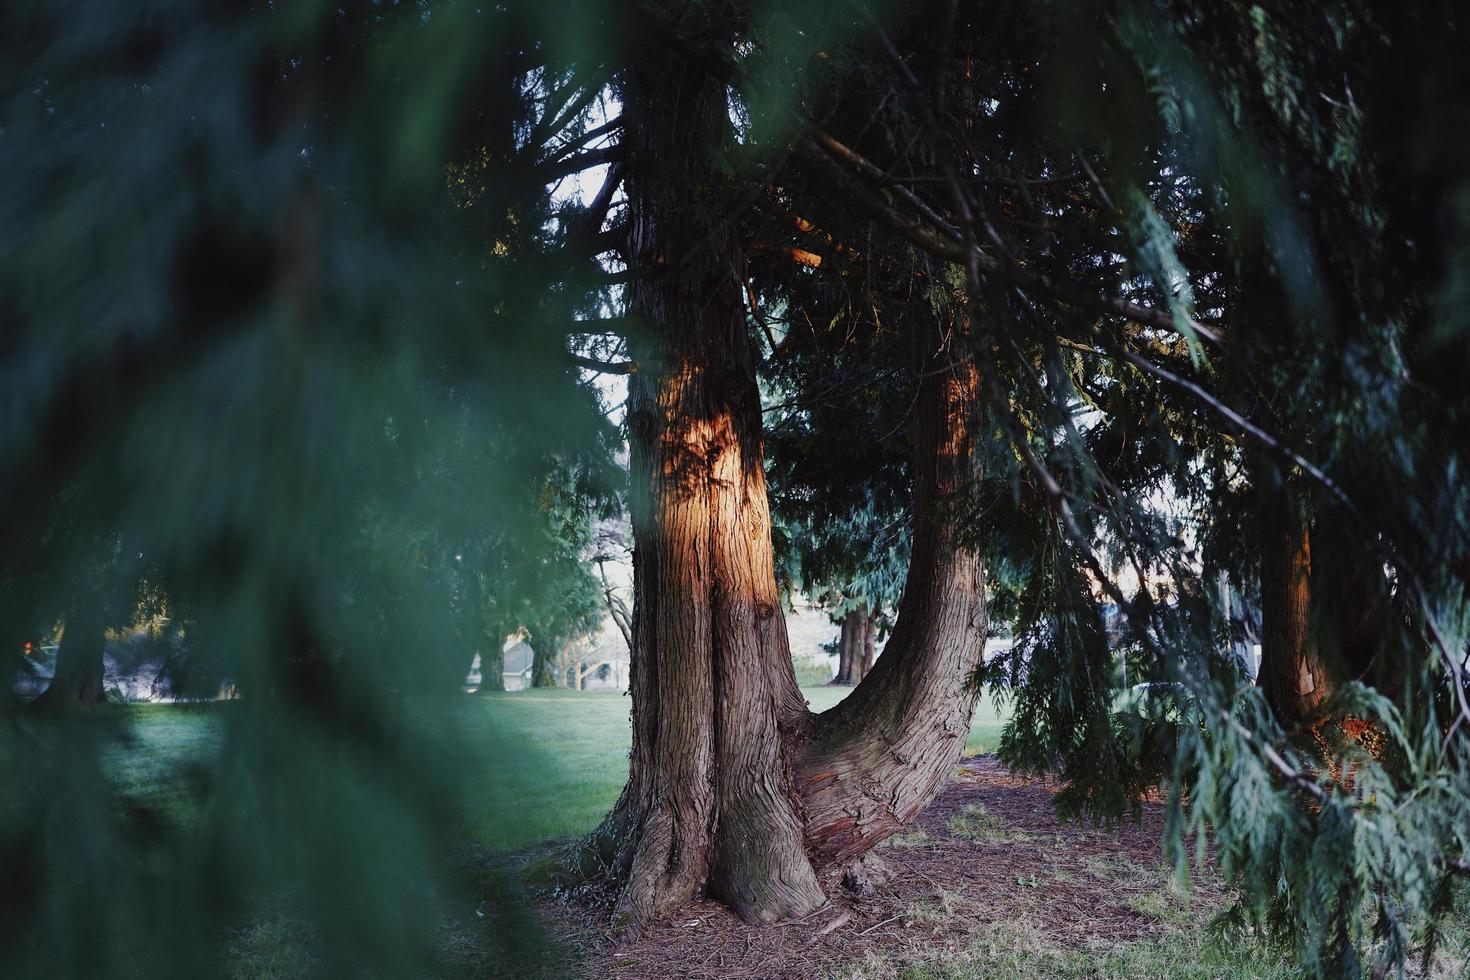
(451, 686, 1010, 851)
(80, 691, 1470, 978)
(97, 686, 1008, 852)
(80, 686, 1011, 975)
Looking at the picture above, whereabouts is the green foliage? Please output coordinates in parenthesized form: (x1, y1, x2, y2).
(1, 0, 623, 973)
(7, 0, 1470, 974)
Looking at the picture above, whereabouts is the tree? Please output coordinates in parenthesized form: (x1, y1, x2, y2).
(555, 4, 1470, 967)
(8, 0, 1470, 972)
(563, 26, 1000, 929)
(35, 597, 106, 709)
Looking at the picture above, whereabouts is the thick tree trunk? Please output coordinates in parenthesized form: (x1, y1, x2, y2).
(529, 640, 557, 688)
(830, 605, 872, 685)
(1258, 489, 1328, 726)
(474, 637, 505, 693)
(831, 609, 859, 685)
(38, 598, 106, 708)
(795, 328, 987, 865)
(579, 48, 986, 936)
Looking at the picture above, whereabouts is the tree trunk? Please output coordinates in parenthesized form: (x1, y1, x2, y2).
(831, 610, 857, 685)
(861, 613, 876, 677)
(840, 602, 870, 687)
(529, 640, 557, 688)
(1312, 516, 1394, 699)
(795, 325, 987, 866)
(38, 598, 106, 708)
(475, 637, 505, 693)
(578, 48, 986, 936)
(1257, 487, 1328, 726)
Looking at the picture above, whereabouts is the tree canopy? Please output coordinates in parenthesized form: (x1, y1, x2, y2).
(4, 0, 1469, 974)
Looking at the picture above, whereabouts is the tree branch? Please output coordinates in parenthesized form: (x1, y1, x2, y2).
(568, 353, 637, 375)
(799, 134, 1223, 348)
(536, 145, 623, 185)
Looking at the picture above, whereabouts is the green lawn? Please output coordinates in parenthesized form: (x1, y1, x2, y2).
(100, 686, 1011, 853)
(64, 687, 1011, 976)
(455, 687, 1010, 850)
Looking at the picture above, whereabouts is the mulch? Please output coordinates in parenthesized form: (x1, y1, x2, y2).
(535, 757, 1227, 979)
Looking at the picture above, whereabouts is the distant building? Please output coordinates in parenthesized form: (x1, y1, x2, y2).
(465, 629, 631, 692)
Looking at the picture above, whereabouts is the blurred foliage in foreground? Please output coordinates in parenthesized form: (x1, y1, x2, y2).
(6, 0, 1470, 976)
(0, 0, 620, 974)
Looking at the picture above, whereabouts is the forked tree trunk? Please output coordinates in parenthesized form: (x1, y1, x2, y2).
(38, 598, 106, 708)
(1258, 487, 1328, 726)
(578, 51, 987, 936)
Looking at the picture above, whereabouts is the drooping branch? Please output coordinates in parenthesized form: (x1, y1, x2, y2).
(797, 133, 1223, 348)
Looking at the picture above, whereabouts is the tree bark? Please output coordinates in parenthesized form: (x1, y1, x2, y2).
(831, 609, 858, 685)
(795, 326, 987, 865)
(842, 605, 870, 685)
(529, 640, 557, 688)
(578, 47, 986, 936)
(38, 597, 106, 708)
(474, 637, 505, 693)
(1257, 487, 1328, 727)
(860, 613, 876, 678)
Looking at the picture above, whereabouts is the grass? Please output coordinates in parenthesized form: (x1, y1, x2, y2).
(946, 803, 1031, 846)
(94, 686, 1009, 854)
(102, 702, 226, 822)
(827, 917, 1303, 980)
(883, 828, 934, 849)
(69, 685, 1016, 975)
(68, 690, 1470, 978)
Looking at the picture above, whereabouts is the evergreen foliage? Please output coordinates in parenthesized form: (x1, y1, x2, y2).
(4, 0, 1469, 973)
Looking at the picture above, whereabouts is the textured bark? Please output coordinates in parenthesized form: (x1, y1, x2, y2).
(529, 641, 557, 688)
(475, 640, 506, 693)
(1258, 490, 1328, 726)
(795, 326, 988, 864)
(580, 46, 985, 936)
(583, 48, 822, 934)
(831, 610, 858, 685)
(38, 599, 106, 708)
(860, 614, 876, 677)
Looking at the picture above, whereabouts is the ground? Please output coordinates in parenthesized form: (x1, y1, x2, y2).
(558, 756, 1276, 979)
(88, 690, 1468, 978)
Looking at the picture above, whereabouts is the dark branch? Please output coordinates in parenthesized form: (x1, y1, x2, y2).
(537, 145, 623, 184)
(568, 353, 636, 375)
(800, 133, 1223, 347)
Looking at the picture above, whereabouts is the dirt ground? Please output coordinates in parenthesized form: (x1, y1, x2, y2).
(542, 757, 1232, 979)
